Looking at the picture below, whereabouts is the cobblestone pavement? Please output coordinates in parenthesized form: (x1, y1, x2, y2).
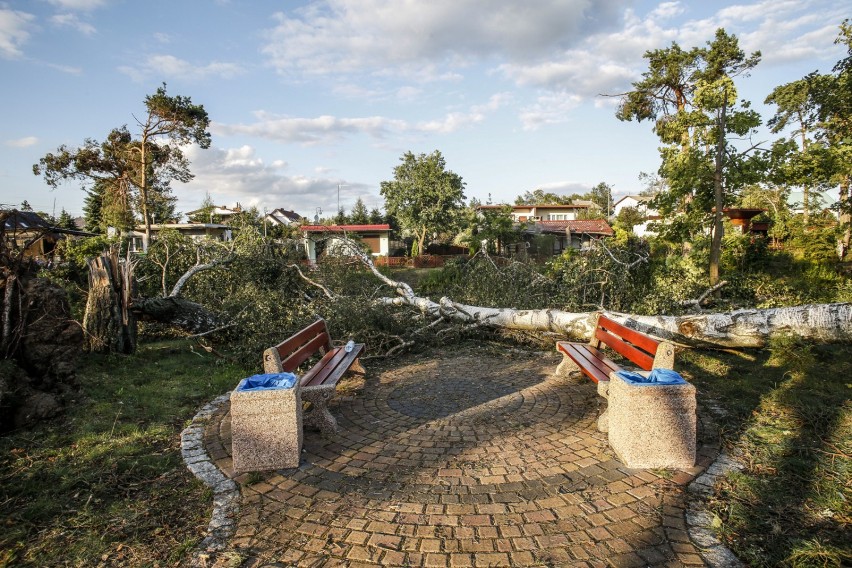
(201, 348, 720, 567)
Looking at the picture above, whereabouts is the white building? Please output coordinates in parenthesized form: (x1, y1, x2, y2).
(612, 195, 659, 236)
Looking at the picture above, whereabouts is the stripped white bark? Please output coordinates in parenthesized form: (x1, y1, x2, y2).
(339, 237, 852, 348)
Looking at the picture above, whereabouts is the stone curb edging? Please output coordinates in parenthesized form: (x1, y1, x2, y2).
(686, 397, 746, 568)
(180, 393, 239, 568)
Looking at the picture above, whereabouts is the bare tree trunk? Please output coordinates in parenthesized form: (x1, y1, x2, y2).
(709, 92, 727, 287)
(838, 175, 850, 260)
(82, 249, 137, 354)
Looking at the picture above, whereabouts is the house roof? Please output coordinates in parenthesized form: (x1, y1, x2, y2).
(2, 209, 95, 237)
(613, 195, 653, 207)
(301, 224, 391, 233)
(3, 210, 53, 231)
(535, 219, 614, 236)
(267, 208, 303, 223)
(478, 203, 590, 211)
(184, 204, 243, 217)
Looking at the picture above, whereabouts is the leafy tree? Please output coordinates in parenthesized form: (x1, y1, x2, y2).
(20, 200, 32, 212)
(56, 209, 77, 231)
(368, 207, 384, 225)
(589, 182, 613, 216)
(765, 79, 820, 226)
(380, 150, 466, 255)
(460, 204, 521, 255)
(614, 206, 646, 233)
(806, 21, 852, 258)
(34, 84, 210, 239)
(514, 189, 572, 205)
(188, 193, 219, 224)
(617, 28, 762, 286)
(350, 198, 370, 225)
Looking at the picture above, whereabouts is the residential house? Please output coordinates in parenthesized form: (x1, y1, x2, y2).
(612, 195, 659, 236)
(478, 203, 591, 222)
(124, 223, 234, 253)
(1, 209, 94, 260)
(265, 208, 304, 227)
(301, 224, 391, 264)
(184, 204, 244, 225)
(519, 219, 615, 255)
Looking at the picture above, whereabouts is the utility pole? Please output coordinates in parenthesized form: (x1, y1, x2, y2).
(337, 184, 347, 215)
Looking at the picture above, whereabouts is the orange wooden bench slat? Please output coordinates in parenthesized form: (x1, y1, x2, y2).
(279, 333, 331, 372)
(300, 343, 365, 388)
(598, 330, 655, 371)
(276, 319, 331, 356)
(583, 345, 623, 376)
(558, 342, 619, 383)
(596, 318, 660, 356)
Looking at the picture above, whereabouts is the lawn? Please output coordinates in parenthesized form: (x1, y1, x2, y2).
(0, 341, 250, 567)
(1, 337, 849, 567)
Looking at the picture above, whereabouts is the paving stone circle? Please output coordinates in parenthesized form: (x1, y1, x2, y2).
(195, 348, 725, 567)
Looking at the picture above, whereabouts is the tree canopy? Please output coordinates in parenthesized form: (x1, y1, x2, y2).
(618, 28, 762, 285)
(380, 150, 466, 255)
(33, 84, 210, 237)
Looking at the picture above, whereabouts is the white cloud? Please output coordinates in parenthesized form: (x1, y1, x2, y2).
(51, 13, 96, 35)
(261, 0, 629, 78)
(214, 94, 507, 144)
(519, 94, 583, 130)
(118, 54, 244, 82)
(498, 0, 846, 109)
(5, 136, 38, 147)
(177, 144, 374, 215)
(46, 0, 109, 10)
(0, 8, 35, 59)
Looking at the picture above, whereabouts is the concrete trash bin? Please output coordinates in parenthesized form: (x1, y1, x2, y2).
(607, 369, 696, 469)
(231, 373, 303, 473)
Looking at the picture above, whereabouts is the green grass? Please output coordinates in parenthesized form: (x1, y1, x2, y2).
(0, 341, 250, 567)
(680, 339, 852, 568)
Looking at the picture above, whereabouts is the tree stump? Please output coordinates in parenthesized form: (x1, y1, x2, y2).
(82, 250, 136, 354)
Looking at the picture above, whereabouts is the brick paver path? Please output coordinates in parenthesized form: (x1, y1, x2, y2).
(203, 348, 717, 567)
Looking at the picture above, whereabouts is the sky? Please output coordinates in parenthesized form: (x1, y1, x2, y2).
(0, 0, 847, 222)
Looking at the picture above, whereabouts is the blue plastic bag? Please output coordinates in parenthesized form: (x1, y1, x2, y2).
(236, 373, 298, 391)
(615, 369, 686, 385)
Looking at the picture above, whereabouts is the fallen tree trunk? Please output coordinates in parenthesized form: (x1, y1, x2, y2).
(132, 296, 225, 334)
(380, 296, 852, 348)
(336, 239, 852, 348)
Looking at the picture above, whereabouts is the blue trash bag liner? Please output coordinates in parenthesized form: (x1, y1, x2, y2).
(236, 373, 298, 391)
(615, 369, 687, 385)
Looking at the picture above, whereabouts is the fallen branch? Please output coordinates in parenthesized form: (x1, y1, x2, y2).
(682, 280, 728, 312)
(289, 264, 335, 299)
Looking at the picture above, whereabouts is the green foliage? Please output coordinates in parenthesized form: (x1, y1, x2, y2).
(34, 84, 210, 233)
(613, 206, 646, 233)
(350, 198, 370, 225)
(380, 150, 466, 255)
(618, 28, 763, 284)
(458, 205, 522, 255)
(514, 188, 573, 205)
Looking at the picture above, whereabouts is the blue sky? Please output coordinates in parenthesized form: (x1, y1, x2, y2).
(0, 0, 847, 221)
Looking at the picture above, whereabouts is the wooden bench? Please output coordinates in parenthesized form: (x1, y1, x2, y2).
(263, 318, 365, 435)
(555, 314, 675, 432)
